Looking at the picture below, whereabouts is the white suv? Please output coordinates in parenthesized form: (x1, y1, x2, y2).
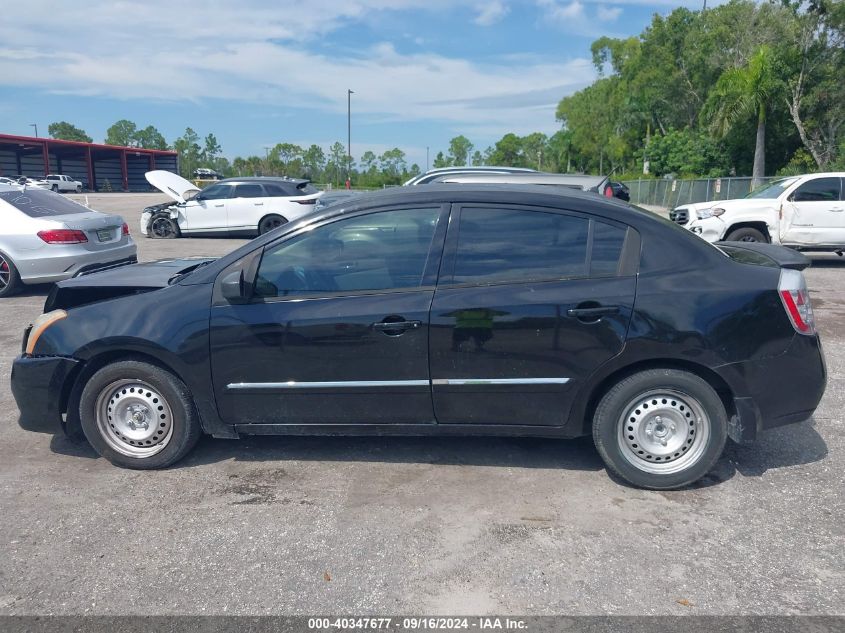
(142, 170, 323, 238)
(671, 173, 845, 252)
(45, 174, 84, 193)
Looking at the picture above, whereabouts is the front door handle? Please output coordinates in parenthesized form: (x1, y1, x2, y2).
(254, 202, 264, 206)
(372, 319, 422, 335)
(214, 203, 224, 207)
(567, 306, 620, 319)
(831, 208, 844, 212)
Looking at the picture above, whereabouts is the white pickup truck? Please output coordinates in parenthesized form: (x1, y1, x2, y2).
(671, 172, 845, 254)
(44, 174, 83, 193)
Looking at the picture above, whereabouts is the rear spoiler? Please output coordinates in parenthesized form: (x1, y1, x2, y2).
(715, 241, 811, 271)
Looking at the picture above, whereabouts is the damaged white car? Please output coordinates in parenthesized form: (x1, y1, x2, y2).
(141, 170, 323, 238)
(670, 173, 845, 253)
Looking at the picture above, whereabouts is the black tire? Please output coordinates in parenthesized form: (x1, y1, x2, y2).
(76, 186, 82, 193)
(51, 184, 59, 192)
(148, 212, 180, 239)
(592, 368, 727, 490)
(258, 214, 287, 235)
(79, 360, 202, 469)
(725, 226, 767, 243)
(0, 251, 22, 298)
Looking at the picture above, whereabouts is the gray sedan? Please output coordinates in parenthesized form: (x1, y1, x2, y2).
(0, 185, 137, 297)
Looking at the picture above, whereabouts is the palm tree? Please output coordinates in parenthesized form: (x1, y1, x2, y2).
(705, 45, 781, 187)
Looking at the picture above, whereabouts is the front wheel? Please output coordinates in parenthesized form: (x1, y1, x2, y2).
(148, 213, 180, 238)
(79, 360, 202, 469)
(51, 184, 59, 192)
(725, 227, 767, 243)
(592, 369, 727, 489)
(258, 214, 287, 235)
(76, 186, 82, 193)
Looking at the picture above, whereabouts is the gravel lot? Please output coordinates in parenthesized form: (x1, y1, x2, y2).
(0, 193, 842, 615)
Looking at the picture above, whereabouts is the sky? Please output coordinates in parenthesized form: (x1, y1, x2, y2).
(0, 0, 715, 169)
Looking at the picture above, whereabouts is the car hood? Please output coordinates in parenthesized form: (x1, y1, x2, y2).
(675, 198, 777, 214)
(45, 257, 216, 311)
(145, 170, 201, 203)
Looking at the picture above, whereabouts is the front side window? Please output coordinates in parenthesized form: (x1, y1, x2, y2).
(199, 184, 232, 200)
(792, 177, 841, 202)
(234, 184, 265, 198)
(254, 207, 441, 297)
(452, 207, 627, 285)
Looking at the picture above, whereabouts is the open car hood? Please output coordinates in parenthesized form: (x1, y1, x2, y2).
(45, 258, 216, 311)
(145, 170, 201, 203)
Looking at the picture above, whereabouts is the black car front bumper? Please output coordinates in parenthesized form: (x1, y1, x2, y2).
(11, 355, 81, 434)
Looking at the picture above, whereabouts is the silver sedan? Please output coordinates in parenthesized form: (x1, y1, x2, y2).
(0, 185, 137, 297)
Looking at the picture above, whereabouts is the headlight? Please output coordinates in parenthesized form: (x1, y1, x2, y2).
(25, 310, 67, 355)
(697, 207, 726, 220)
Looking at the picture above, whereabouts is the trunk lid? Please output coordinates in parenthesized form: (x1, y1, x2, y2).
(145, 170, 201, 203)
(715, 241, 811, 271)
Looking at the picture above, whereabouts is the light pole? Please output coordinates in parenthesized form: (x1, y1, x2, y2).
(426, 146, 429, 171)
(347, 89, 354, 188)
(30, 123, 38, 138)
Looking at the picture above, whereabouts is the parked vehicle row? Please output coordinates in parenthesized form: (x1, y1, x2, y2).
(671, 172, 845, 254)
(12, 184, 826, 490)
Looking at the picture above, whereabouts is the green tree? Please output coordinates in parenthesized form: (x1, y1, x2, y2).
(270, 142, 303, 176)
(203, 133, 223, 165)
(105, 119, 138, 147)
(173, 128, 201, 178)
(47, 121, 92, 143)
(487, 133, 523, 166)
(134, 125, 168, 150)
(302, 144, 326, 180)
(447, 135, 474, 166)
(471, 150, 484, 166)
(327, 142, 347, 186)
(644, 129, 730, 177)
(705, 45, 781, 185)
(432, 151, 450, 168)
(379, 148, 406, 182)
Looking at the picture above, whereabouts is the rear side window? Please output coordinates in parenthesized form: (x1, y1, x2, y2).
(234, 184, 265, 198)
(792, 178, 841, 202)
(262, 183, 288, 197)
(452, 207, 628, 285)
(296, 182, 319, 195)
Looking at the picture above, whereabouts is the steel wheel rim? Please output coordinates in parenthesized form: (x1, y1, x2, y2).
(95, 379, 174, 458)
(739, 235, 759, 242)
(617, 389, 710, 475)
(151, 217, 174, 237)
(261, 218, 282, 233)
(0, 255, 9, 289)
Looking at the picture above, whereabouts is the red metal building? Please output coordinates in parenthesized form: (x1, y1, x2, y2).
(0, 134, 178, 192)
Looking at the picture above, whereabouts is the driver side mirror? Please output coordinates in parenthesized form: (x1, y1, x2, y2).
(220, 269, 249, 303)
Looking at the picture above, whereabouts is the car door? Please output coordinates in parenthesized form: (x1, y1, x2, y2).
(227, 183, 270, 232)
(780, 176, 845, 245)
(429, 204, 638, 427)
(210, 205, 449, 427)
(182, 183, 232, 233)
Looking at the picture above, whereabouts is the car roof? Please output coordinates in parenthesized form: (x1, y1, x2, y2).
(433, 172, 608, 188)
(217, 176, 309, 185)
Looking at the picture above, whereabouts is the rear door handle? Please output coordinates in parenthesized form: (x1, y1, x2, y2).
(254, 202, 264, 206)
(214, 203, 224, 207)
(567, 306, 620, 319)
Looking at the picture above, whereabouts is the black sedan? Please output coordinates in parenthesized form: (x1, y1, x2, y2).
(11, 185, 826, 489)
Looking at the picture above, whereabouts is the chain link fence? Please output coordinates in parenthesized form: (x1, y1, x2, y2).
(621, 177, 775, 209)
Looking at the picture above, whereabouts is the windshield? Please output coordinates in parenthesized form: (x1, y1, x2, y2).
(745, 177, 799, 199)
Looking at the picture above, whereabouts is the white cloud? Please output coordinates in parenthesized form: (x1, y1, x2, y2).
(537, 0, 585, 21)
(474, 1, 510, 26)
(597, 5, 623, 21)
(0, 1, 596, 139)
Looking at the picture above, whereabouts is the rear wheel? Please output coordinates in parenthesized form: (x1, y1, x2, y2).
(0, 251, 22, 298)
(79, 360, 202, 469)
(51, 184, 58, 192)
(148, 213, 180, 239)
(725, 226, 767, 243)
(258, 214, 287, 235)
(592, 368, 727, 489)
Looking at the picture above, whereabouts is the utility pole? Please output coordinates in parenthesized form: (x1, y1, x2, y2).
(30, 123, 38, 138)
(347, 89, 354, 188)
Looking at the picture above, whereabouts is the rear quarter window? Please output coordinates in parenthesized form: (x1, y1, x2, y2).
(0, 189, 89, 217)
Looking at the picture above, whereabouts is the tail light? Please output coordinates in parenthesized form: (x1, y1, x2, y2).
(37, 229, 88, 244)
(778, 268, 815, 335)
(295, 199, 316, 205)
(604, 185, 614, 197)
(122, 222, 130, 235)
